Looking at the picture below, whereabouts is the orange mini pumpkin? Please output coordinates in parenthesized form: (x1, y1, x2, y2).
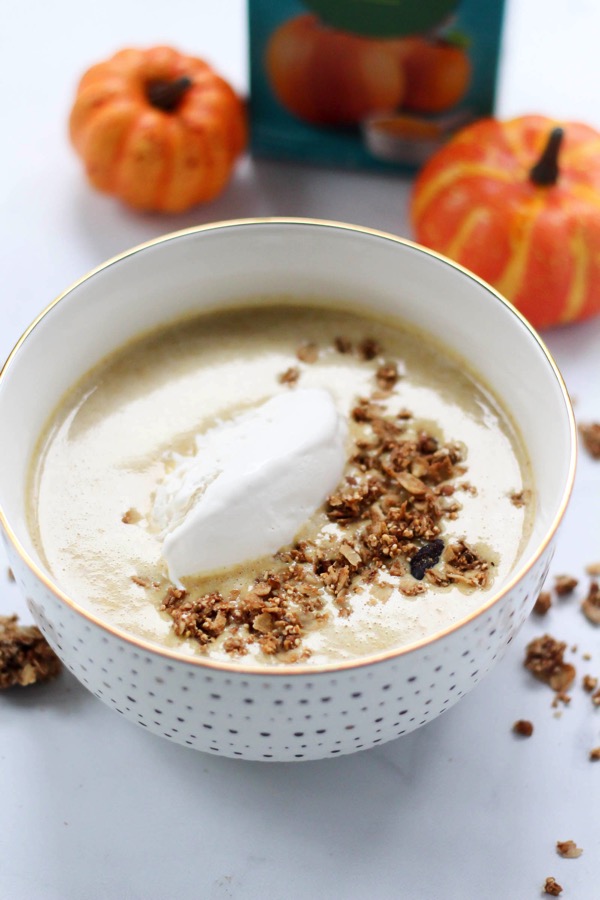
(411, 115, 600, 329)
(265, 14, 405, 126)
(69, 46, 247, 212)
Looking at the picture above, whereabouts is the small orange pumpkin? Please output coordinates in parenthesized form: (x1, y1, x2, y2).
(265, 14, 405, 126)
(69, 46, 247, 212)
(411, 115, 600, 329)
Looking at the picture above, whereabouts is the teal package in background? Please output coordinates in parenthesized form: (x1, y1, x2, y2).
(249, 0, 506, 173)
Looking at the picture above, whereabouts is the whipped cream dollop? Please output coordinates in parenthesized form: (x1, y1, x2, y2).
(152, 388, 347, 582)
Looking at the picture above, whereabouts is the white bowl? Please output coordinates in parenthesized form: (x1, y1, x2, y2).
(0, 219, 576, 761)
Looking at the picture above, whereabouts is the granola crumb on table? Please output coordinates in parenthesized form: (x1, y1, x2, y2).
(0, 615, 62, 688)
(523, 635, 576, 693)
(543, 876, 563, 896)
(581, 581, 600, 625)
(556, 840, 583, 859)
(578, 421, 600, 459)
(533, 591, 552, 615)
(551, 690, 571, 709)
(554, 575, 579, 596)
(582, 674, 598, 692)
(512, 719, 534, 737)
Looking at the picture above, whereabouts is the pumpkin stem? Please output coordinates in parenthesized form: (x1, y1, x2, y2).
(529, 127, 564, 187)
(147, 76, 193, 112)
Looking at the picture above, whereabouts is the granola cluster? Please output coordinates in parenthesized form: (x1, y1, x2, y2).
(581, 580, 600, 625)
(556, 840, 583, 859)
(523, 634, 576, 693)
(163, 564, 324, 660)
(543, 876, 563, 896)
(578, 421, 600, 459)
(160, 336, 493, 658)
(0, 615, 62, 689)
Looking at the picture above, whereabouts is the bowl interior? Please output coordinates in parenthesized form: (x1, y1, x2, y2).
(0, 220, 574, 606)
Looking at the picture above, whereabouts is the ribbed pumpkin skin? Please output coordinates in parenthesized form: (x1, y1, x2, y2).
(266, 14, 405, 126)
(69, 46, 247, 213)
(410, 115, 600, 329)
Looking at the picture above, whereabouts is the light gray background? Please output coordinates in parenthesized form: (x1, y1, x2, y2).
(1, 2, 599, 897)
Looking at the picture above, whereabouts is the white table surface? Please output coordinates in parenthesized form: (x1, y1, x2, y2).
(2, 2, 600, 898)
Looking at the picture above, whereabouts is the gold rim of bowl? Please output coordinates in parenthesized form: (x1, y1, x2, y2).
(0, 218, 578, 676)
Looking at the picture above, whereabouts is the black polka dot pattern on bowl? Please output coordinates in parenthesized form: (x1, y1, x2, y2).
(11, 539, 555, 762)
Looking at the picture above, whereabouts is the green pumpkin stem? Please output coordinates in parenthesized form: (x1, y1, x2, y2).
(529, 127, 564, 187)
(147, 76, 193, 112)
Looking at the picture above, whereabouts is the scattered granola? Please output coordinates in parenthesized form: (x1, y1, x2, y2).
(579, 422, 600, 459)
(0, 615, 62, 688)
(278, 366, 300, 386)
(556, 840, 583, 859)
(513, 719, 534, 737)
(524, 635, 576, 693)
(590, 747, 600, 761)
(582, 674, 598, 693)
(585, 562, 600, 577)
(533, 591, 552, 615)
(7, 568, 15, 582)
(591, 689, 600, 707)
(581, 581, 600, 625)
(543, 876, 563, 896)
(554, 574, 579, 596)
(551, 691, 571, 709)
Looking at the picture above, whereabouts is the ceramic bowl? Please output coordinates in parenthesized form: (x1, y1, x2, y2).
(0, 219, 576, 762)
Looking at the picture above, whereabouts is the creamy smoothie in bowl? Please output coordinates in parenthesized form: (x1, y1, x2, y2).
(27, 302, 534, 667)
